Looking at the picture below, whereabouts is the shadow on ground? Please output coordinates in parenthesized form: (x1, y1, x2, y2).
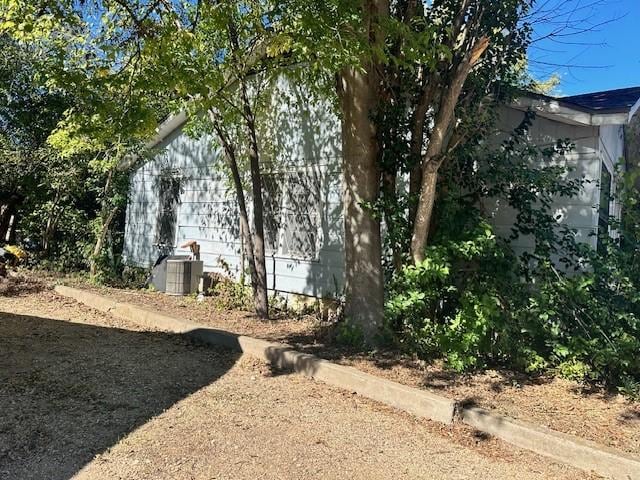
(0, 312, 240, 480)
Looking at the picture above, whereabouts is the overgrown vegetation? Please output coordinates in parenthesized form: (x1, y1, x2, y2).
(385, 113, 640, 398)
(1, 0, 638, 399)
(0, 24, 163, 282)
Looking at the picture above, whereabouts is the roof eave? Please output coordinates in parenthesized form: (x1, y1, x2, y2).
(146, 111, 188, 150)
(510, 95, 632, 126)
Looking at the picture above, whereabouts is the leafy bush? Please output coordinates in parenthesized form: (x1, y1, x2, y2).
(385, 113, 640, 397)
(209, 277, 253, 311)
(335, 320, 366, 348)
(386, 212, 640, 396)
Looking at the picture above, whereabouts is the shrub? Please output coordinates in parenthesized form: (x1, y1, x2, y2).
(384, 114, 640, 397)
(210, 277, 253, 311)
(385, 212, 640, 397)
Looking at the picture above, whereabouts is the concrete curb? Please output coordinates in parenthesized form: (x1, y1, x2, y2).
(461, 406, 639, 480)
(54, 285, 455, 424)
(54, 285, 640, 480)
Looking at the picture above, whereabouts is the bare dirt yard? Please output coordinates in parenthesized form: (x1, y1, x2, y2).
(0, 278, 599, 479)
(72, 280, 640, 458)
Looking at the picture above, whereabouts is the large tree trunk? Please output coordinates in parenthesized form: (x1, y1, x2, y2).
(211, 113, 261, 314)
(335, 0, 388, 343)
(410, 37, 489, 263)
(337, 64, 385, 342)
(335, 0, 388, 342)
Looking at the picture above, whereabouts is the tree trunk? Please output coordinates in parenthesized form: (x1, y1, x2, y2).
(89, 168, 118, 277)
(6, 211, 17, 244)
(90, 205, 118, 277)
(210, 113, 261, 314)
(335, 0, 388, 343)
(42, 190, 62, 254)
(239, 82, 269, 319)
(407, 78, 438, 230)
(0, 201, 16, 242)
(337, 64, 385, 342)
(410, 38, 489, 263)
(227, 19, 269, 319)
(410, 161, 439, 263)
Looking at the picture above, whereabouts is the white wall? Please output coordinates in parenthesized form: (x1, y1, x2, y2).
(486, 106, 602, 255)
(122, 78, 345, 298)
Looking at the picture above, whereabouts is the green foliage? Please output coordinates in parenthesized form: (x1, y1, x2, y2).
(1, 6, 167, 281)
(385, 115, 640, 397)
(386, 217, 514, 370)
(335, 320, 365, 348)
(210, 278, 253, 312)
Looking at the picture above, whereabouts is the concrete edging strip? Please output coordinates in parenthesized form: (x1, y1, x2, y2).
(461, 406, 640, 480)
(54, 285, 640, 479)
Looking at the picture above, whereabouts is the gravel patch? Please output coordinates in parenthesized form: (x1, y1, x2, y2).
(77, 283, 639, 457)
(0, 286, 596, 479)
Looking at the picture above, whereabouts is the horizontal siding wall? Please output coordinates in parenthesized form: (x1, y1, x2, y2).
(123, 76, 345, 298)
(489, 106, 601, 252)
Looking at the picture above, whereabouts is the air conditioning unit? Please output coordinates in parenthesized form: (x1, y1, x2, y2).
(165, 258, 204, 296)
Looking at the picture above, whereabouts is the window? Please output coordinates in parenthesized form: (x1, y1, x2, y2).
(262, 175, 284, 254)
(261, 171, 322, 260)
(155, 170, 182, 246)
(597, 163, 612, 253)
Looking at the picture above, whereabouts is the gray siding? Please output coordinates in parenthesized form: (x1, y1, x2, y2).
(486, 106, 604, 254)
(123, 79, 345, 298)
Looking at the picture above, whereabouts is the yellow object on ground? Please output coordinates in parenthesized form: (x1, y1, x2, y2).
(4, 245, 27, 261)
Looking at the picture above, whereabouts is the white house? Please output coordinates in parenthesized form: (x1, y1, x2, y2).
(122, 84, 640, 299)
(490, 87, 640, 257)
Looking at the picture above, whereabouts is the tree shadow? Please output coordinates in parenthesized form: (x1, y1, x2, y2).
(0, 311, 240, 480)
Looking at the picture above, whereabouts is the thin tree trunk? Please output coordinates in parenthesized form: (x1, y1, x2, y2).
(89, 168, 117, 277)
(410, 162, 439, 262)
(407, 79, 438, 230)
(90, 205, 118, 277)
(238, 82, 269, 319)
(6, 211, 17, 244)
(227, 19, 269, 319)
(42, 189, 61, 254)
(0, 201, 16, 242)
(210, 112, 260, 312)
(410, 37, 489, 263)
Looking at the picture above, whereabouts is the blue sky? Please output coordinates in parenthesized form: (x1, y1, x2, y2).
(528, 0, 638, 96)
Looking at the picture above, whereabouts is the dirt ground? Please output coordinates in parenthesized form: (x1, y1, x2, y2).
(71, 281, 640, 457)
(0, 281, 599, 479)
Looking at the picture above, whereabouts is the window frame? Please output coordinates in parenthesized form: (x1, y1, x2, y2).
(261, 168, 324, 262)
(596, 161, 613, 253)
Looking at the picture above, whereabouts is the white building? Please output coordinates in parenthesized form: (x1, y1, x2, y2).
(122, 85, 640, 298)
